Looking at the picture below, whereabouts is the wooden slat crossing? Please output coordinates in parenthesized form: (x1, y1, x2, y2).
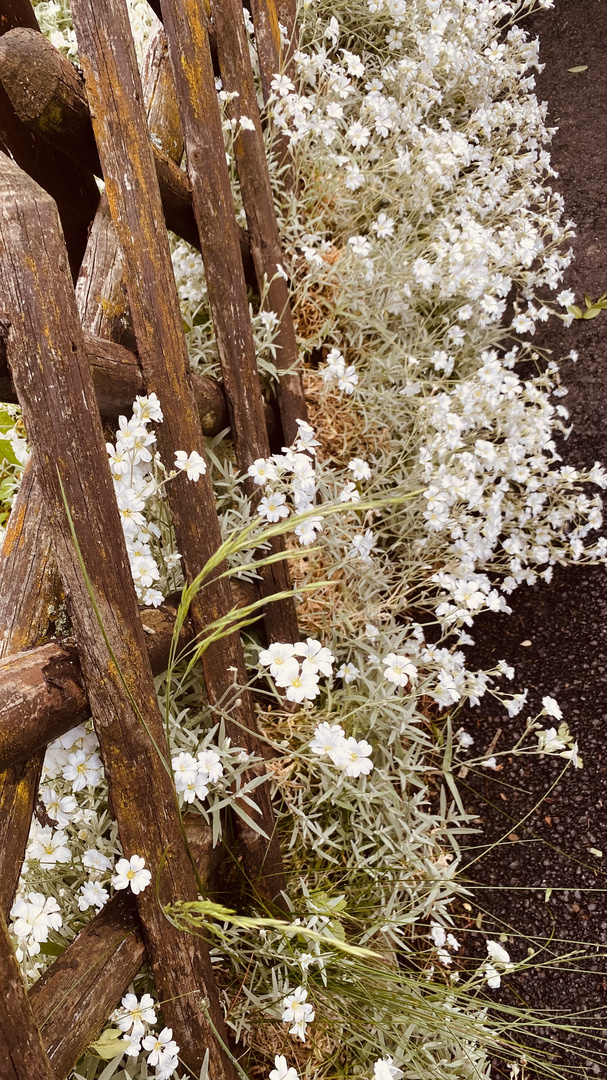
(0, 0, 305, 1071)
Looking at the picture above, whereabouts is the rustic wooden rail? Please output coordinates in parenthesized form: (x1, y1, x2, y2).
(0, 0, 306, 1071)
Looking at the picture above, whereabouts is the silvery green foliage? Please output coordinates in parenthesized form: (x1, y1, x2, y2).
(6, 0, 600, 1077)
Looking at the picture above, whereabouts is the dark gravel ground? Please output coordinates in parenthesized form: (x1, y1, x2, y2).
(457, 2, 607, 1076)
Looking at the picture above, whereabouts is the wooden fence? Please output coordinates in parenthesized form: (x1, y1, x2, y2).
(0, 0, 305, 1074)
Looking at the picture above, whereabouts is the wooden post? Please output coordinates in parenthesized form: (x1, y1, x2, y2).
(0, 459, 65, 918)
(211, 0, 307, 446)
(70, 0, 287, 900)
(0, 907, 56, 1080)
(0, 152, 237, 1080)
(0, 24, 256, 279)
(1, 326, 231, 431)
(0, 0, 99, 280)
(156, 0, 300, 643)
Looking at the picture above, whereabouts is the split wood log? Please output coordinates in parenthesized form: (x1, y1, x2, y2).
(142, 21, 183, 164)
(157, 0, 299, 645)
(0, 26, 255, 280)
(30, 821, 221, 1078)
(0, 1, 99, 280)
(0, 596, 196, 773)
(0, 460, 65, 919)
(211, 0, 307, 446)
(0, 153, 237, 1080)
(70, 0, 286, 904)
(0, 906, 56, 1080)
(31, 893, 146, 1079)
(75, 23, 184, 386)
(0, 326, 230, 432)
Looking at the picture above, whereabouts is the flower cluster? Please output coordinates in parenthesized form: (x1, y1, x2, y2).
(310, 722, 374, 778)
(113, 992, 180, 1078)
(259, 638, 335, 703)
(172, 746, 224, 804)
(281, 985, 315, 1041)
(106, 394, 206, 606)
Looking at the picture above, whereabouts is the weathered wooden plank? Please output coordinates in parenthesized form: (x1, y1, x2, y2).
(142, 21, 183, 164)
(0, 0, 99, 279)
(211, 0, 307, 446)
(0, 459, 64, 919)
(30, 820, 221, 1078)
(70, 0, 286, 902)
(0, 326, 230, 432)
(0, 906, 55, 1080)
(31, 893, 146, 1079)
(0, 596, 198, 773)
(0, 153, 236, 1080)
(158, 0, 299, 646)
(0, 24, 256, 279)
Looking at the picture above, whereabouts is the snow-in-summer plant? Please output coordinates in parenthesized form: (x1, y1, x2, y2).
(1, 0, 603, 1077)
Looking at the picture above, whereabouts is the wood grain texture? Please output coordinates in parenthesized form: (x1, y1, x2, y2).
(0, 153, 236, 1080)
(0, 323, 230, 432)
(0, 458, 65, 918)
(0, 906, 55, 1080)
(159, 0, 299, 646)
(212, 0, 307, 446)
(70, 0, 286, 902)
(30, 893, 146, 1079)
(0, 597, 196, 773)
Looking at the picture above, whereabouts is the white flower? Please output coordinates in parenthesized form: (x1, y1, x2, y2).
(247, 457, 277, 485)
(541, 695, 562, 720)
(10, 892, 62, 956)
(295, 517, 323, 546)
(142, 1027, 179, 1067)
(115, 993, 157, 1039)
(172, 751, 198, 787)
(537, 727, 567, 753)
(349, 529, 376, 561)
(258, 491, 290, 521)
(487, 940, 511, 965)
(174, 449, 207, 481)
(309, 722, 346, 756)
(62, 749, 103, 790)
(112, 855, 151, 895)
(40, 787, 77, 826)
(239, 115, 256, 131)
(348, 457, 371, 480)
(481, 756, 498, 769)
(78, 880, 109, 912)
(259, 642, 298, 681)
(293, 637, 335, 677)
(337, 662, 359, 683)
(330, 736, 374, 777)
(281, 986, 315, 1041)
(270, 1056, 299, 1080)
(373, 1057, 403, 1080)
(196, 749, 223, 782)
(457, 731, 474, 749)
(82, 848, 113, 873)
(294, 418, 320, 454)
(28, 826, 71, 867)
(281, 666, 321, 703)
(347, 121, 370, 148)
(371, 213, 395, 239)
(485, 963, 501, 988)
(430, 923, 446, 948)
(556, 289, 575, 307)
(133, 393, 163, 422)
(382, 653, 416, 687)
